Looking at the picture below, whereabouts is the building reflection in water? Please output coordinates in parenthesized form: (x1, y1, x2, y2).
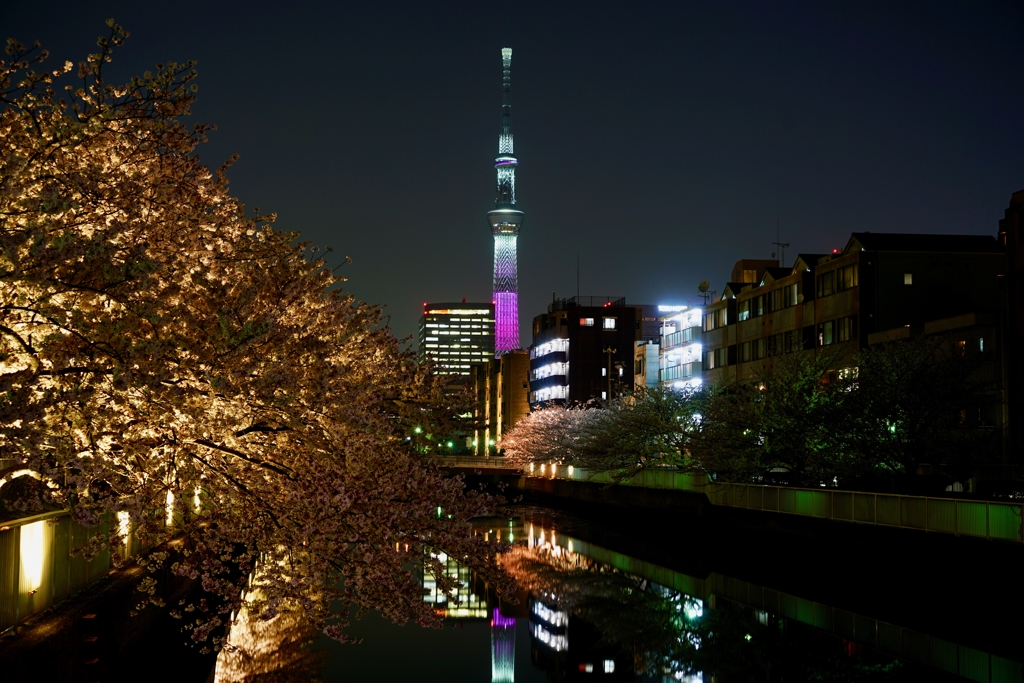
(218, 515, 1021, 681)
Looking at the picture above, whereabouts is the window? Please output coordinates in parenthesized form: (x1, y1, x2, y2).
(602, 317, 616, 329)
(817, 270, 835, 297)
(786, 283, 799, 306)
(819, 316, 857, 346)
(601, 391, 607, 400)
(740, 342, 751, 363)
(904, 273, 913, 285)
(738, 301, 750, 321)
(837, 264, 858, 291)
(784, 329, 800, 353)
(954, 340, 966, 357)
(755, 295, 766, 317)
(601, 367, 607, 377)
(715, 347, 728, 367)
(717, 308, 728, 327)
(979, 337, 985, 352)
(753, 338, 766, 360)
(580, 317, 595, 327)
(837, 316, 856, 342)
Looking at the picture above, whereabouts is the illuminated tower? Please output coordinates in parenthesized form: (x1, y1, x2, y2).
(488, 47, 524, 356)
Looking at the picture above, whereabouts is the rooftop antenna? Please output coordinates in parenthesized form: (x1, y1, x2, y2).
(698, 280, 715, 305)
(771, 219, 789, 269)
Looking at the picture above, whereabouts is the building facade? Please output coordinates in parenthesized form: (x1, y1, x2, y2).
(657, 305, 703, 390)
(702, 234, 1006, 389)
(528, 297, 659, 407)
(418, 303, 495, 378)
(633, 340, 659, 394)
(470, 351, 530, 456)
(998, 189, 1024, 458)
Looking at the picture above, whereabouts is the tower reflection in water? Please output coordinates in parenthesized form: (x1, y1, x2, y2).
(426, 519, 693, 682)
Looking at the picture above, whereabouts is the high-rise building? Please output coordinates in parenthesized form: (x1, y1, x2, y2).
(418, 303, 495, 377)
(488, 47, 524, 356)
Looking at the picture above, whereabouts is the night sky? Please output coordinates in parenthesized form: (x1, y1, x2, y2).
(8, 2, 1024, 345)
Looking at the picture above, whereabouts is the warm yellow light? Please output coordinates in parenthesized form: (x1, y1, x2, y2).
(193, 486, 202, 512)
(568, 465, 574, 475)
(166, 490, 175, 526)
(118, 511, 130, 546)
(20, 521, 45, 592)
(568, 539, 574, 553)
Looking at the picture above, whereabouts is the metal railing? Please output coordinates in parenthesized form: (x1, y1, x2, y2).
(528, 465, 1024, 543)
(432, 455, 520, 469)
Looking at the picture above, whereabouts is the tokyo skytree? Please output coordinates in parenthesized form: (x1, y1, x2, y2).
(488, 47, 524, 355)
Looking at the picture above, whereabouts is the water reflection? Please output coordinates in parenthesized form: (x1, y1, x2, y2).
(217, 512, 1022, 682)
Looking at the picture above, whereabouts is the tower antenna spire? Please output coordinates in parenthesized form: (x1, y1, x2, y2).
(488, 47, 524, 356)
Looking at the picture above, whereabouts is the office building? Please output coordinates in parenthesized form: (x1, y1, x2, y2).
(418, 303, 495, 378)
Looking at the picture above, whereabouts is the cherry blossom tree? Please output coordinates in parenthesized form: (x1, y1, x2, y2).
(502, 389, 701, 481)
(0, 23, 508, 648)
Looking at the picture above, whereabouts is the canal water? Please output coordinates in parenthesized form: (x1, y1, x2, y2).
(214, 505, 1024, 682)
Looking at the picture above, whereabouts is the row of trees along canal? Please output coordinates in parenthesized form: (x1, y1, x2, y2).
(504, 340, 999, 493)
(0, 23, 511, 651)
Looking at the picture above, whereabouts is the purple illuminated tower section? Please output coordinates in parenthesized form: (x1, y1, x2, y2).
(488, 47, 524, 356)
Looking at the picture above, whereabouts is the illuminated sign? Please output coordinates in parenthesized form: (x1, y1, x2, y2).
(658, 305, 689, 312)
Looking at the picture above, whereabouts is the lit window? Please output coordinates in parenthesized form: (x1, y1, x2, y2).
(602, 317, 616, 329)
(602, 367, 607, 377)
(601, 391, 607, 400)
(603, 660, 615, 673)
(580, 318, 595, 327)
(904, 273, 913, 285)
(979, 338, 985, 352)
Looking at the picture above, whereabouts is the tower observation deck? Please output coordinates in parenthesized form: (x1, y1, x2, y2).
(488, 47, 523, 356)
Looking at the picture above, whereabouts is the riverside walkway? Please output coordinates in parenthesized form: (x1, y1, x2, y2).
(434, 456, 1024, 544)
